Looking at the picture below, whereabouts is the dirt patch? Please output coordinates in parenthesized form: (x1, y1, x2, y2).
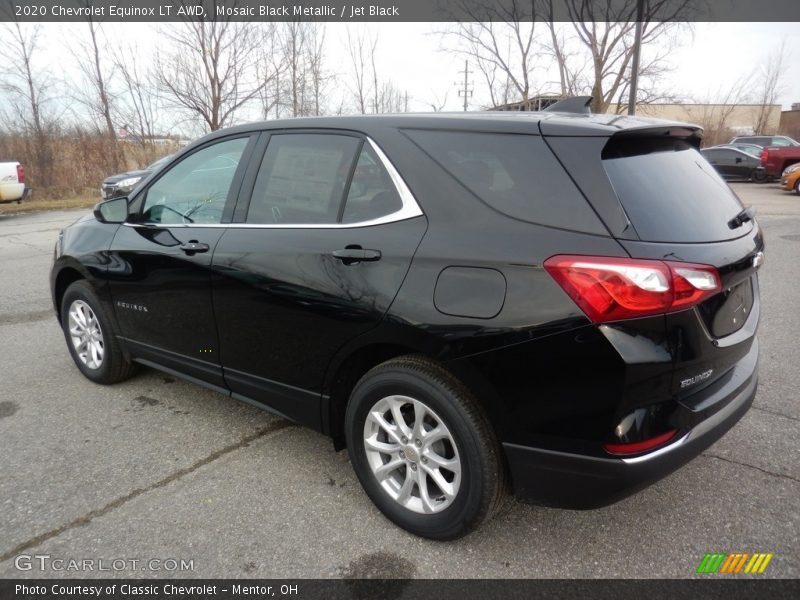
(0, 310, 53, 326)
(340, 551, 416, 599)
(134, 395, 160, 407)
(0, 401, 19, 419)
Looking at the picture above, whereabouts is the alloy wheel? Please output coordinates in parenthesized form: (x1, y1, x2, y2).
(363, 394, 462, 514)
(68, 300, 104, 370)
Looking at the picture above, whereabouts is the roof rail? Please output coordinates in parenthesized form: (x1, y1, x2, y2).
(543, 96, 593, 114)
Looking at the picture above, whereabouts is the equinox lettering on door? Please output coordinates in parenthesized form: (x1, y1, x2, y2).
(116, 301, 148, 313)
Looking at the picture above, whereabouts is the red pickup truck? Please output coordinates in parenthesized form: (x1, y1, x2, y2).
(760, 146, 800, 178)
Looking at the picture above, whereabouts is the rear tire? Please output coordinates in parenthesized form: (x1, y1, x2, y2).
(751, 169, 768, 183)
(795, 179, 800, 195)
(61, 280, 136, 384)
(345, 355, 506, 539)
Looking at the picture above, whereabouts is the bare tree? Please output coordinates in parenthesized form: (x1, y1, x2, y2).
(561, 0, 692, 113)
(157, 20, 266, 132)
(257, 24, 286, 120)
(113, 43, 159, 150)
(543, 20, 585, 97)
(751, 41, 787, 134)
(427, 90, 450, 112)
(343, 27, 410, 114)
(276, 22, 328, 118)
(345, 28, 371, 114)
(71, 16, 124, 171)
(0, 21, 55, 187)
(439, 1, 540, 108)
(306, 25, 329, 117)
(686, 76, 751, 146)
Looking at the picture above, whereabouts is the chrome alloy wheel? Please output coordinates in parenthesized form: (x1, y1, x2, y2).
(363, 395, 462, 514)
(68, 300, 104, 370)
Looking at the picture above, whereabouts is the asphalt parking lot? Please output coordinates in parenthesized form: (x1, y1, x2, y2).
(0, 182, 798, 579)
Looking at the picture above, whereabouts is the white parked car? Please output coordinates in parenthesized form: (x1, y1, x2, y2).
(0, 161, 29, 203)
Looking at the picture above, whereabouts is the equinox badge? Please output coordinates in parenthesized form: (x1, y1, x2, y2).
(681, 369, 714, 389)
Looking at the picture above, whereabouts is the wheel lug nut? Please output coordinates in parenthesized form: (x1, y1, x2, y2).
(415, 439, 421, 447)
(421, 456, 427, 463)
(410, 463, 417, 471)
(401, 436, 408, 444)
(399, 451, 405, 459)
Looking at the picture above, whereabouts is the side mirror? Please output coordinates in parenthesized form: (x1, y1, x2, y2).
(93, 197, 129, 224)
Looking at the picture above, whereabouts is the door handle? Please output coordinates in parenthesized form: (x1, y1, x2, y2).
(180, 240, 210, 254)
(332, 247, 382, 263)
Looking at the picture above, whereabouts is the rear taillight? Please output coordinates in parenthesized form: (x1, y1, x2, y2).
(543, 255, 721, 323)
(16, 164, 25, 184)
(603, 429, 678, 456)
(760, 149, 768, 164)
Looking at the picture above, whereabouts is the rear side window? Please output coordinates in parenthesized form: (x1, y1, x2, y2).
(341, 144, 403, 224)
(603, 138, 749, 243)
(405, 130, 606, 234)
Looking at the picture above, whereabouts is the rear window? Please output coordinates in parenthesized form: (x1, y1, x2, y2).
(602, 138, 750, 243)
(404, 130, 606, 234)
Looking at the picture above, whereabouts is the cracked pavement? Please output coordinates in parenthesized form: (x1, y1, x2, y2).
(0, 184, 798, 579)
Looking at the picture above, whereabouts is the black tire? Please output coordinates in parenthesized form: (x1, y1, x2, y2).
(752, 169, 768, 183)
(795, 179, 800, 195)
(60, 280, 136, 384)
(345, 355, 506, 540)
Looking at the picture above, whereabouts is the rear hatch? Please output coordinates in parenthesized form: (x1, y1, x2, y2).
(549, 129, 763, 420)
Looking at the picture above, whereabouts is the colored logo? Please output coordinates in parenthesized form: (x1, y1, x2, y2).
(697, 552, 774, 574)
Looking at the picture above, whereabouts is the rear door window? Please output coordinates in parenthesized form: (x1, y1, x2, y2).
(247, 134, 360, 224)
(602, 138, 750, 243)
(404, 130, 606, 234)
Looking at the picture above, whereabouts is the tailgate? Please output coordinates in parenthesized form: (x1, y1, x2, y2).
(548, 127, 764, 407)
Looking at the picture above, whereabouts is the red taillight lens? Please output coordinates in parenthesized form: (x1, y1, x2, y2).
(544, 255, 721, 323)
(603, 429, 679, 456)
(760, 149, 768, 164)
(16, 164, 25, 184)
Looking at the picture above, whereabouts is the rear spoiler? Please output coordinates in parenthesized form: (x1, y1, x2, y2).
(604, 126, 704, 155)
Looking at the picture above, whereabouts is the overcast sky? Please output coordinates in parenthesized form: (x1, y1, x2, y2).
(18, 21, 800, 134)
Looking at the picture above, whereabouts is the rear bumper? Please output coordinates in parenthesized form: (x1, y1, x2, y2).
(503, 340, 758, 509)
(0, 183, 27, 203)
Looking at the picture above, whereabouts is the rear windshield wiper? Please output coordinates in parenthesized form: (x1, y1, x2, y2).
(728, 206, 756, 230)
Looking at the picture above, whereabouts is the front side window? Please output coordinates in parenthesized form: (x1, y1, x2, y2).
(141, 137, 249, 225)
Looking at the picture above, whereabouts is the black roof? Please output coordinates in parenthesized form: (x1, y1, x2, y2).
(191, 111, 702, 149)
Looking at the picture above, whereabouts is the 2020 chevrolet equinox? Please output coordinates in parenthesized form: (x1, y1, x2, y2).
(51, 104, 763, 539)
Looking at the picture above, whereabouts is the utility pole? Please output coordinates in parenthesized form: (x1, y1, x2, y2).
(456, 60, 473, 112)
(627, 0, 644, 116)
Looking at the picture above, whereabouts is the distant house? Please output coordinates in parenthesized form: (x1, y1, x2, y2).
(779, 105, 800, 139)
(489, 95, 566, 112)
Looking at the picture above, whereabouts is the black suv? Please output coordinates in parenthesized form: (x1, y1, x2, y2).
(51, 110, 762, 539)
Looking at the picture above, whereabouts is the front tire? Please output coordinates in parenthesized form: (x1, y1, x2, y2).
(60, 280, 136, 384)
(345, 355, 506, 539)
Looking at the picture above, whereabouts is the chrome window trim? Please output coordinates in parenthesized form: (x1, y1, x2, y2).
(126, 136, 424, 230)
